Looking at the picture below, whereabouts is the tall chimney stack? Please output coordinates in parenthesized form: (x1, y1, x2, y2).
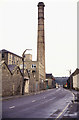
(37, 2, 45, 77)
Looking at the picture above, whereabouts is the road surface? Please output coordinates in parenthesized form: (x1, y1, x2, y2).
(2, 87, 73, 119)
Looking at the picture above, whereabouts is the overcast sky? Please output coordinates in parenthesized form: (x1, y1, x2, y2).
(0, 0, 78, 77)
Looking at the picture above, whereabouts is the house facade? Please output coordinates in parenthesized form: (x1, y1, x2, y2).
(45, 74, 55, 89)
(73, 68, 79, 90)
(67, 68, 79, 91)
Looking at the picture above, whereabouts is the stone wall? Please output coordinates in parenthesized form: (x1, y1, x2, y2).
(73, 74, 79, 90)
(2, 63, 13, 96)
(23, 61, 40, 92)
(1, 61, 41, 96)
(0, 62, 2, 96)
(12, 67, 23, 95)
(48, 79, 53, 89)
(0, 52, 1, 62)
(22, 60, 46, 91)
(2, 63, 23, 97)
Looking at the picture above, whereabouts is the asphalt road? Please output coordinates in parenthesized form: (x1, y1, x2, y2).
(2, 87, 73, 119)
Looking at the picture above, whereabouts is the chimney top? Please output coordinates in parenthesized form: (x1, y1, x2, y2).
(37, 2, 45, 7)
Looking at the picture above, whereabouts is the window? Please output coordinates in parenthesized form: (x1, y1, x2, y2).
(2, 53, 4, 58)
(32, 64, 36, 68)
(17, 60, 18, 64)
(27, 69, 30, 73)
(12, 55, 14, 61)
(14, 56, 15, 64)
(9, 60, 11, 64)
(17, 69, 19, 74)
(9, 54, 11, 59)
(20, 64, 26, 69)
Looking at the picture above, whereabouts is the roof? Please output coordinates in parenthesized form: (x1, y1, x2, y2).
(0, 49, 22, 58)
(1, 62, 12, 75)
(46, 73, 54, 79)
(72, 68, 79, 76)
(8, 64, 17, 72)
(1, 61, 23, 76)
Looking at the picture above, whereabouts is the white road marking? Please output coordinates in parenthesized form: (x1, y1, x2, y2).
(49, 99, 53, 101)
(66, 101, 69, 103)
(56, 88, 61, 91)
(42, 97, 56, 104)
(32, 100, 36, 102)
(9, 106, 15, 109)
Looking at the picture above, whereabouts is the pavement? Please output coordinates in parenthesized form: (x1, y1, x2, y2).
(61, 89, 79, 119)
(1, 89, 49, 101)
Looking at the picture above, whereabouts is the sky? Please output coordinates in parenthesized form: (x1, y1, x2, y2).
(0, 0, 78, 77)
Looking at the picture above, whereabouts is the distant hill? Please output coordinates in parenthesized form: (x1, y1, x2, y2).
(55, 77, 69, 85)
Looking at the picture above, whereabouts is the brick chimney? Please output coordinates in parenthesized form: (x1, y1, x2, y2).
(37, 2, 45, 72)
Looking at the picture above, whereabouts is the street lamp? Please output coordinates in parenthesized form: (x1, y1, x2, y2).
(69, 70, 71, 90)
(67, 69, 71, 90)
(22, 49, 32, 95)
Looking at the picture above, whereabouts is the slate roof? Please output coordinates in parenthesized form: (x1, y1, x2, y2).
(8, 64, 17, 72)
(0, 49, 22, 58)
(72, 68, 79, 76)
(46, 73, 54, 79)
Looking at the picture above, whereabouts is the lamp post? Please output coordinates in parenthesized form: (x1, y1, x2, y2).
(22, 49, 32, 95)
(67, 69, 71, 90)
(69, 69, 71, 90)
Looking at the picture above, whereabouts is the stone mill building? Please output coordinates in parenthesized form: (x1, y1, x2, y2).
(23, 2, 46, 92)
(0, 2, 46, 96)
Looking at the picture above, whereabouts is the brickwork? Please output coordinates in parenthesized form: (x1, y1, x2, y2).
(37, 3, 45, 65)
(37, 2, 46, 89)
(23, 1, 46, 89)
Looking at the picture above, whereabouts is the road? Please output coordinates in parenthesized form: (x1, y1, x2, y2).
(2, 87, 73, 119)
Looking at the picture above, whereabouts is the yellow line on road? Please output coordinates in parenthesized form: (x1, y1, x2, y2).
(55, 90, 75, 120)
(55, 102, 70, 120)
